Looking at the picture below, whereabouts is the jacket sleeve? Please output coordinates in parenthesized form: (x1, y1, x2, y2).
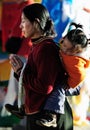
(65, 85, 81, 96)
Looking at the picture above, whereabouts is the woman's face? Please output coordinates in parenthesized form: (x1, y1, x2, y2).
(60, 37, 74, 55)
(20, 13, 36, 38)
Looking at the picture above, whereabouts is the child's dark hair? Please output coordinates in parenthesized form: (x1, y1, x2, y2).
(65, 22, 90, 50)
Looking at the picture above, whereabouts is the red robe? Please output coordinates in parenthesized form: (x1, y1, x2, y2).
(22, 38, 66, 114)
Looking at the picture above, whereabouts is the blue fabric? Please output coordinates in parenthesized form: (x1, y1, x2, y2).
(44, 85, 81, 114)
(0, 53, 9, 60)
(44, 87, 65, 114)
(41, 0, 73, 42)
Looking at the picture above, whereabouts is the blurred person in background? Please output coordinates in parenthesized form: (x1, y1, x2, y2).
(1, 0, 34, 52)
(0, 0, 34, 118)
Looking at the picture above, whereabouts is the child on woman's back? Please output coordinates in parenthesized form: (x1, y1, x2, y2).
(36, 22, 90, 127)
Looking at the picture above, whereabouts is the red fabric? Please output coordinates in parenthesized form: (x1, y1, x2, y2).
(17, 37, 32, 58)
(0, 30, 2, 41)
(1, 0, 34, 52)
(22, 38, 65, 114)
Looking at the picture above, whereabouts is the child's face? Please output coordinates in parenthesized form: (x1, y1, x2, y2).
(60, 37, 74, 55)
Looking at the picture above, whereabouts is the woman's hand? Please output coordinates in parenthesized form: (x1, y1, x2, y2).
(9, 54, 24, 75)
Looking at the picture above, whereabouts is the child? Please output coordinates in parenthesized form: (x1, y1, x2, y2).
(36, 22, 90, 127)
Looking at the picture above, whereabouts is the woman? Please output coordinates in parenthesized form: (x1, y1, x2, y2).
(9, 3, 73, 130)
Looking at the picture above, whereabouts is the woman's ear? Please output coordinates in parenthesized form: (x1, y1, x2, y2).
(35, 18, 40, 24)
(34, 18, 41, 32)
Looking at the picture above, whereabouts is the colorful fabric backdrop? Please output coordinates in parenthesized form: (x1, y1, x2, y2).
(0, 0, 90, 127)
(41, 0, 73, 42)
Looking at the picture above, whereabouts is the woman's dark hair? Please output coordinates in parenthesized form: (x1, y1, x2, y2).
(22, 3, 57, 37)
(65, 22, 90, 49)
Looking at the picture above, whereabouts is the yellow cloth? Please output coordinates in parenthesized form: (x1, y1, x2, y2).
(0, 60, 11, 81)
(34, 0, 42, 3)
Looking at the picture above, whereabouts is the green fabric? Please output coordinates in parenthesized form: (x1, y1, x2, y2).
(64, 98, 73, 130)
(57, 98, 73, 130)
(0, 81, 9, 86)
(0, 115, 20, 127)
(0, 108, 20, 127)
